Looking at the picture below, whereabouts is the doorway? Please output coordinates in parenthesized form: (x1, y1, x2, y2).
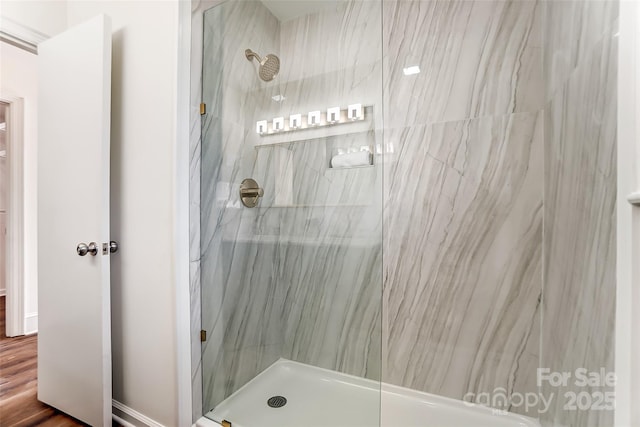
(0, 93, 25, 339)
(0, 102, 8, 336)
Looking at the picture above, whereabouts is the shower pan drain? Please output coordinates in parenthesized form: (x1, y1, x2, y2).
(267, 396, 287, 408)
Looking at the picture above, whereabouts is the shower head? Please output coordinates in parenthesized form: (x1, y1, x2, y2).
(245, 49, 280, 82)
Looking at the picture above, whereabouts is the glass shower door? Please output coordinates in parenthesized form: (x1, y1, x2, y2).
(199, 1, 383, 425)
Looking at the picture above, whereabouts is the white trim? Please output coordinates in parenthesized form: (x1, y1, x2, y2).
(616, 1, 640, 426)
(112, 400, 166, 427)
(175, 1, 193, 426)
(112, 414, 137, 427)
(0, 289, 5, 297)
(0, 96, 26, 337)
(0, 16, 49, 54)
(24, 312, 37, 335)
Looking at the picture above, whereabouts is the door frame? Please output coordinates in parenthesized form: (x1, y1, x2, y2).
(0, 16, 48, 54)
(616, 1, 640, 425)
(0, 95, 26, 337)
(0, 19, 47, 338)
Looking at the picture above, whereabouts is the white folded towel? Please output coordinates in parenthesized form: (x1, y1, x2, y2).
(330, 151, 372, 168)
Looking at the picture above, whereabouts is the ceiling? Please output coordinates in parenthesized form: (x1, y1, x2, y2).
(260, 0, 345, 22)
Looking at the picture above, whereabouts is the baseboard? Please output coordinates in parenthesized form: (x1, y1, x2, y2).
(112, 400, 166, 427)
(24, 312, 37, 334)
(113, 414, 137, 427)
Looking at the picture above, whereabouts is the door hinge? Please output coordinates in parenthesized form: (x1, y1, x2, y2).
(200, 103, 206, 115)
(200, 330, 207, 342)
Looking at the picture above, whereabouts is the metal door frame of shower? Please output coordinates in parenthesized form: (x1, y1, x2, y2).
(616, 1, 640, 426)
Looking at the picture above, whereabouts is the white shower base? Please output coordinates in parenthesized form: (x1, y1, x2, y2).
(196, 359, 539, 427)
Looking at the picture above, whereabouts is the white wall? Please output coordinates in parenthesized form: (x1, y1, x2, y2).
(1, 0, 68, 37)
(3, 1, 189, 424)
(0, 41, 39, 333)
(66, 2, 182, 425)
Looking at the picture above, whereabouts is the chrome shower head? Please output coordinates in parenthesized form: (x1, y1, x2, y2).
(245, 49, 280, 82)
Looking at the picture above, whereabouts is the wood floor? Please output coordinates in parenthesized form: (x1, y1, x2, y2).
(0, 296, 88, 426)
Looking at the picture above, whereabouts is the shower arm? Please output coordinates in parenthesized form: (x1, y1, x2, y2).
(245, 49, 262, 63)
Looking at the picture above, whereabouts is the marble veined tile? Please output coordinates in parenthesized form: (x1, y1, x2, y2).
(278, 0, 382, 84)
(203, 0, 280, 95)
(190, 260, 203, 420)
(190, 113, 201, 263)
(250, 61, 383, 138)
(383, 111, 543, 414)
(280, 239, 382, 380)
(541, 25, 617, 427)
(199, 0, 284, 413)
(543, 0, 619, 101)
(199, 0, 385, 413)
(383, 0, 543, 128)
(202, 1, 281, 124)
(190, 2, 228, 420)
(201, 237, 285, 408)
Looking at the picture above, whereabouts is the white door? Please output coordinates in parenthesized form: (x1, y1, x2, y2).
(37, 15, 112, 427)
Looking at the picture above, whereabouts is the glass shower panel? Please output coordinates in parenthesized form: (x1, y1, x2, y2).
(199, 1, 383, 424)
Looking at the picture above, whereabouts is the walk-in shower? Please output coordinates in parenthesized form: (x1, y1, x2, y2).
(190, 0, 619, 426)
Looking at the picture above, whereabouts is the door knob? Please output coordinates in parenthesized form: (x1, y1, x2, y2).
(109, 241, 119, 254)
(77, 242, 98, 256)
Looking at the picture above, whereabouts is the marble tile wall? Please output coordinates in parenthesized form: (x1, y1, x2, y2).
(382, 0, 543, 416)
(257, 1, 384, 381)
(383, 0, 542, 129)
(198, 0, 282, 410)
(196, 0, 384, 414)
(383, 113, 543, 409)
(541, 1, 618, 426)
(190, 0, 619, 423)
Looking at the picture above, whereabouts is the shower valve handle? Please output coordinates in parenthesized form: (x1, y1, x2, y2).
(240, 178, 264, 208)
(240, 188, 264, 198)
